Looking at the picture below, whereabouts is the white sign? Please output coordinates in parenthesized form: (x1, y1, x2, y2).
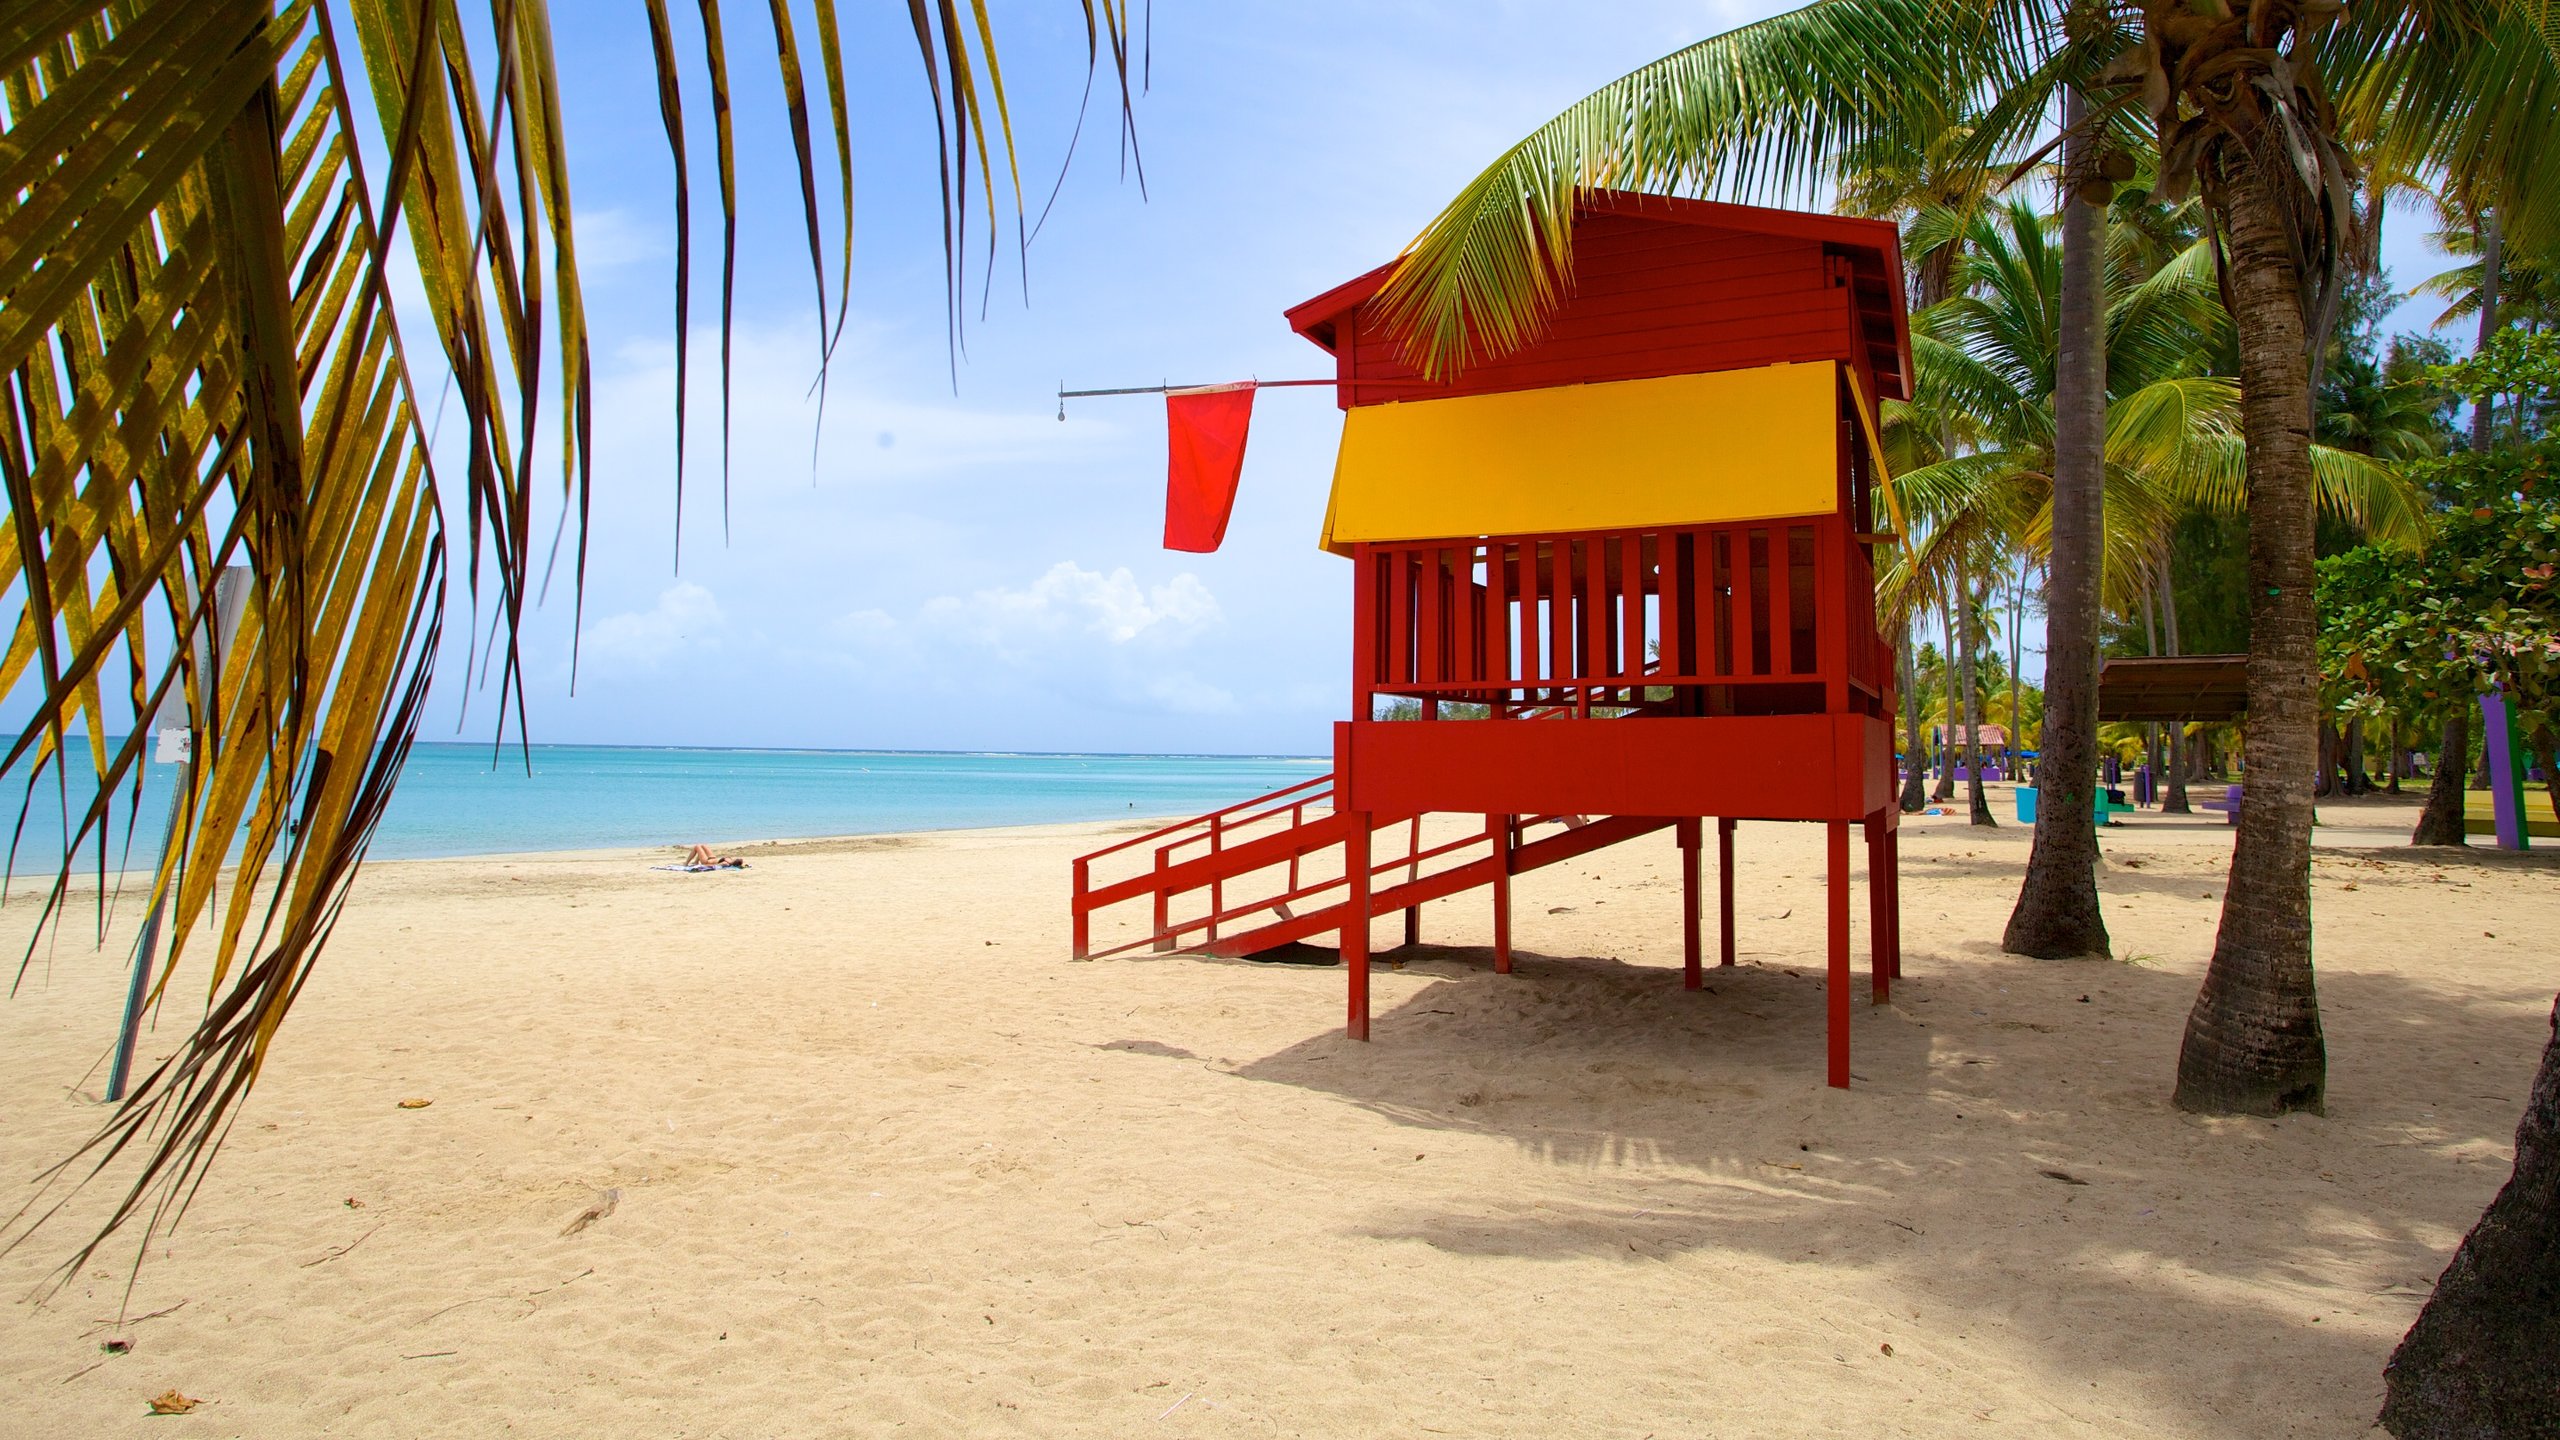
(152, 727, 191, 765)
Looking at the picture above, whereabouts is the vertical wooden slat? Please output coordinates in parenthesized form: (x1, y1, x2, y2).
(1549, 539, 1574, 695)
(1707, 531, 1732, 678)
(1768, 525, 1794, 677)
(1659, 533, 1685, 682)
(1619, 534, 1643, 682)
(1792, 525, 1821, 677)
(1576, 538, 1597, 696)
(1816, 519, 1848, 713)
(1352, 544, 1379, 715)
(1457, 546, 1481, 684)
(1489, 542, 1513, 695)
(1387, 548, 1413, 687)
(1596, 537, 1618, 684)
(1417, 546, 1442, 687)
(1728, 530, 1755, 679)
(1516, 540, 1541, 696)
(1699, 527, 1720, 676)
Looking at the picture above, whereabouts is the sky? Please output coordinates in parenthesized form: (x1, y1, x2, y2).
(407, 2, 2466, 758)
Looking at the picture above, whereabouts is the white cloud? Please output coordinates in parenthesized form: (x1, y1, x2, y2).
(921, 561, 1222, 653)
(581, 581, 725, 672)
(831, 607, 897, 642)
(571, 206, 667, 271)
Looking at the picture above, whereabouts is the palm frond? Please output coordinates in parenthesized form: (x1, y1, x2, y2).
(0, 0, 1139, 1284)
(1369, 0, 2030, 377)
(1, 0, 474, 1283)
(2335, 1, 2560, 263)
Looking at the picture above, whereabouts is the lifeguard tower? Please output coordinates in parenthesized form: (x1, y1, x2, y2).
(1071, 192, 1909, 1088)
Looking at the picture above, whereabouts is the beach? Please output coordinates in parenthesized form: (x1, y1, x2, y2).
(1, 789, 2553, 1437)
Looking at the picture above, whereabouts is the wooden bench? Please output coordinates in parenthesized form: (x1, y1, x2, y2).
(2197, 784, 2243, 825)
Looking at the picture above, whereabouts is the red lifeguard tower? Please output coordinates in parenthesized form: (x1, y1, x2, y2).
(1071, 192, 1909, 1088)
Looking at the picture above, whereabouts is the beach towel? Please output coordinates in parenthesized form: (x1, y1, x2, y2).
(652, 862, 748, 873)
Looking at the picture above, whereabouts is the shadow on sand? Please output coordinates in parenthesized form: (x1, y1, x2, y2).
(1119, 932, 2547, 1433)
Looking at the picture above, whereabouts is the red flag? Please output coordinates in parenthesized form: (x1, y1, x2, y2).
(1163, 384, 1255, 552)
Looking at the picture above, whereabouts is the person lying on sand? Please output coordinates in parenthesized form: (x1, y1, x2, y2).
(683, 844, 746, 869)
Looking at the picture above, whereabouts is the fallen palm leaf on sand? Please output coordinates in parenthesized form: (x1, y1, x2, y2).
(560, 1189, 622, 1237)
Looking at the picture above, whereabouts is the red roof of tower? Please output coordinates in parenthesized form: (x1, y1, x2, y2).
(1287, 190, 1912, 406)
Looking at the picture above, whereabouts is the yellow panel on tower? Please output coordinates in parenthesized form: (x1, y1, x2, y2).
(1319, 361, 1851, 552)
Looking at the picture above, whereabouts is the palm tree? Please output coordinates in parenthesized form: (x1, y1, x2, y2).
(1372, 0, 2556, 1119)
(0, 0, 1140, 1275)
(1962, 568, 1999, 825)
(2380, 997, 2560, 1433)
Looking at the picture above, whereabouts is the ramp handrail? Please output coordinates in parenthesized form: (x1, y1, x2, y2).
(1069, 695, 1666, 960)
(1072, 772, 1332, 866)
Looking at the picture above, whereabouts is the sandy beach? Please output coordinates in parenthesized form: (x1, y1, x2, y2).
(2, 787, 2553, 1437)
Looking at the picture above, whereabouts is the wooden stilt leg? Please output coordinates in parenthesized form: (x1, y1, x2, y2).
(1151, 842, 1174, 953)
(1345, 817, 1372, 1041)
(1866, 814, 1890, 1006)
(1827, 819, 1851, 1089)
(1072, 858, 1091, 960)
(1490, 815, 1513, 974)
(1717, 817, 1737, 967)
(1403, 814, 1423, 948)
(1678, 818, 1703, 989)
(1885, 823, 1903, 980)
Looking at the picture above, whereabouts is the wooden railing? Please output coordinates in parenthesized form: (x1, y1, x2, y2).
(1353, 520, 1890, 715)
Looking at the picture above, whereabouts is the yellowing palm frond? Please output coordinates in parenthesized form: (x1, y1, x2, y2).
(1, 0, 1138, 1283)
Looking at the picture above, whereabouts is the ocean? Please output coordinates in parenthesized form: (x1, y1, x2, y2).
(7, 743, 1328, 865)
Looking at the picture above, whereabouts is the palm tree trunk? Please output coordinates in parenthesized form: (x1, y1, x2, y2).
(2173, 157, 2326, 1117)
(2007, 558, 2024, 777)
(2142, 586, 2162, 802)
(2413, 708, 2472, 845)
(2159, 554, 2191, 814)
(2345, 716, 2370, 796)
(1900, 630, 1928, 812)
(1965, 571, 1994, 827)
(2379, 994, 2560, 1435)
(2471, 210, 2501, 451)
(2003, 87, 2109, 959)
(1933, 599, 1959, 803)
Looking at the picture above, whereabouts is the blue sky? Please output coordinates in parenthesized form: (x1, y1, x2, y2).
(429, 2, 2465, 757)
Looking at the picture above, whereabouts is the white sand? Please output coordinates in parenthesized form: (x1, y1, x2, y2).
(1, 788, 2553, 1437)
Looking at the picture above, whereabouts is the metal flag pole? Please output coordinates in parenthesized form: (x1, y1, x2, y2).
(107, 565, 249, 1105)
(1055, 376, 1443, 419)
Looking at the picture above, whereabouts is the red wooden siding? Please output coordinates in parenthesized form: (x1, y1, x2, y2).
(1352, 519, 1891, 720)
(1337, 217, 1853, 407)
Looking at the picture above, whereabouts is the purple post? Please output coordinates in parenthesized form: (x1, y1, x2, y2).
(2480, 693, 2530, 851)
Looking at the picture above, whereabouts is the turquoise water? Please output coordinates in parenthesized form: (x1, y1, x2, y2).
(7, 743, 1328, 865)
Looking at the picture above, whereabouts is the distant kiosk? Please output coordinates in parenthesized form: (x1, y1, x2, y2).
(1073, 192, 1911, 1088)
